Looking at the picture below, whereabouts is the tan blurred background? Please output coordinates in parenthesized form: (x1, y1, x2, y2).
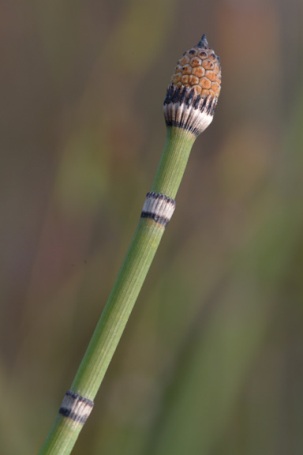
(1, 1, 303, 454)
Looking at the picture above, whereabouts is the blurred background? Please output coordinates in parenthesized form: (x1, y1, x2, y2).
(1, 1, 303, 454)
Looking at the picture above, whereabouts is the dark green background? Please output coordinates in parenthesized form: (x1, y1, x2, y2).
(1, 1, 302, 454)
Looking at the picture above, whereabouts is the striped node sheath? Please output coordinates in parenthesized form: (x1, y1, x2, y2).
(40, 35, 221, 455)
(59, 391, 94, 428)
(141, 192, 176, 226)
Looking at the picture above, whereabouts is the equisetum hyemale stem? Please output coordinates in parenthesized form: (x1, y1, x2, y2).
(39, 34, 222, 455)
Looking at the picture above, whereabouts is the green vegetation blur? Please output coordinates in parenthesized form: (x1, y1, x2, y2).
(1, 1, 302, 454)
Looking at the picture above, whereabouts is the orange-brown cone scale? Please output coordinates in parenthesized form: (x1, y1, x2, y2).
(163, 35, 221, 137)
(171, 35, 221, 98)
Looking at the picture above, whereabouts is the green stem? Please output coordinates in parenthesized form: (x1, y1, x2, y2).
(152, 127, 196, 197)
(39, 127, 196, 455)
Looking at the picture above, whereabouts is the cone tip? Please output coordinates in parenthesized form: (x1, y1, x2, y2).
(197, 34, 209, 49)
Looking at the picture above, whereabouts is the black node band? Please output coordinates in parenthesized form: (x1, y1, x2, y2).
(141, 192, 176, 227)
(59, 390, 94, 425)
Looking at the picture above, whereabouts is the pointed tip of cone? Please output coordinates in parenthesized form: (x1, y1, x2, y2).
(197, 34, 209, 49)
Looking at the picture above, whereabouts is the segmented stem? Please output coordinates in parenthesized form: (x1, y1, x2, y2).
(38, 34, 221, 455)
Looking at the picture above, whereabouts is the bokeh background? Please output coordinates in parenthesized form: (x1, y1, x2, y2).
(1, 1, 303, 454)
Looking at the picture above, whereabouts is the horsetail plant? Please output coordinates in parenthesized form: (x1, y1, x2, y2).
(39, 34, 222, 455)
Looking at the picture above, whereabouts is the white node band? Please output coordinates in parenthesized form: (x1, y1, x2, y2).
(59, 390, 94, 426)
(141, 192, 176, 226)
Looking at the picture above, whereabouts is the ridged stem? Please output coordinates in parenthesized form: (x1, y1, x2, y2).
(38, 126, 196, 455)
